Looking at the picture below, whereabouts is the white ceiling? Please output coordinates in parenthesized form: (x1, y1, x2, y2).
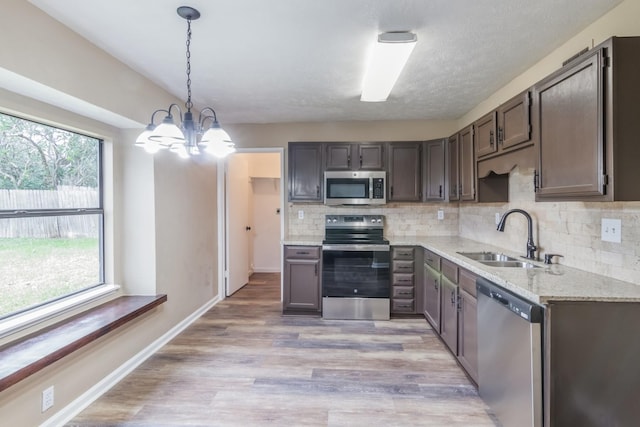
(31, 0, 621, 125)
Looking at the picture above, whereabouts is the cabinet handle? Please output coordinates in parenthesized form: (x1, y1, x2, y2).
(347, 155, 351, 167)
(434, 280, 439, 291)
(498, 127, 504, 144)
(533, 170, 539, 192)
(296, 251, 309, 255)
(439, 185, 442, 198)
(390, 186, 394, 197)
(360, 155, 363, 167)
(316, 185, 320, 197)
(315, 264, 318, 276)
(451, 289, 456, 305)
(489, 130, 494, 146)
(457, 294, 462, 312)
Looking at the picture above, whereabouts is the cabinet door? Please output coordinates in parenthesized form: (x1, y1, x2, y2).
(533, 49, 605, 199)
(458, 288, 478, 383)
(498, 90, 531, 150)
(283, 258, 320, 311)
(459, 125, 476, 201)
(423, 139, 446, 201)
(288, 142, 323, 201)
(358, 143, 385, 170)
(423, 263, 441, 332)
(475, 111, 497, 158)
(440, 275, 458, 354)
(447, 134, 459, 201)
(325, 143, 352, 170)
(388, 142, 422, 202)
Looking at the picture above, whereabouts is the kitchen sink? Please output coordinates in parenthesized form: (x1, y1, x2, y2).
(478, 260, 540, 269)
(457, 251, 518, 262)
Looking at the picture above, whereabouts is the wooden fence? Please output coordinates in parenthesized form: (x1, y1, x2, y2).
(0, 187, 99, 238)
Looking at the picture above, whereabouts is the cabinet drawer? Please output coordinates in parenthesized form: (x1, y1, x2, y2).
(423, 249, 441, 271)
(392, 247, 415, 260)
(284, 246, 320, 259)
(392, 273, 414, 286)
(392, 286, 414, 299)
(393, 260, 414, 273)
(459, 268, 477, 298)
(441, 258, 459, 283)
(392, 299, 415, 313)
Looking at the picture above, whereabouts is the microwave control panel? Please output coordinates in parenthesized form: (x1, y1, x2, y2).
(372, 178, 385, 199)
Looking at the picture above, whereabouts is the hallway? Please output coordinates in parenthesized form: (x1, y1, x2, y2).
(68, 273, 496, 426)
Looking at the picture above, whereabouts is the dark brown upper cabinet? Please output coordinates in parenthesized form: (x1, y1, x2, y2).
(447, 134, 460, 201)
(475, 91, 532, 160)
(533, 37, 640, 201)
(447, 127, 475, 202)
(459, 125, 476, 201)
(388, 142, 422, 202)
(325, 142, 384, 171)
(474, 111, 497, 158)
(288, 142, 323, 202)
(422, 138, 446, 202)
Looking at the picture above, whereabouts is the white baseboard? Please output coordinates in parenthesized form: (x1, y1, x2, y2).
(252, 267, 281, 273)
(41, 295, 222, 427)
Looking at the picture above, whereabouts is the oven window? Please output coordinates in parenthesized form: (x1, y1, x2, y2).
(326, 179, 369, 199)
(322, 249, 390, 298)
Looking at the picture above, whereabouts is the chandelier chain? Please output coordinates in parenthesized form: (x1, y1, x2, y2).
(185, 18, 193, 111)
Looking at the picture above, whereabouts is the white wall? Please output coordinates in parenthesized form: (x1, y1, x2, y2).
(251, 177, 281, 272)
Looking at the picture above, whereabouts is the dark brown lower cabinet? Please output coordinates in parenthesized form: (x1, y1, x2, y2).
(423, 263, 441, 332)
(422, 251, 479, 385)
(440, 275, 458, 353)
(283, 246, 321, 314)
(457, 288, 478, 383)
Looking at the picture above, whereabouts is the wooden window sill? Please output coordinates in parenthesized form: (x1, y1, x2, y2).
(0, 294, 167, 392)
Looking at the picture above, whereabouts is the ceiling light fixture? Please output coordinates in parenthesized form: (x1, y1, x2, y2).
(360, 31, 417, 102)
(135, 6, 235, 159)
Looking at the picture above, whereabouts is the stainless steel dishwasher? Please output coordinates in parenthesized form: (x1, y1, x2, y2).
(476, 277, 543, 427)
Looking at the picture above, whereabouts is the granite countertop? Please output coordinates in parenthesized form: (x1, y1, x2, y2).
(283, 235, 640, 304)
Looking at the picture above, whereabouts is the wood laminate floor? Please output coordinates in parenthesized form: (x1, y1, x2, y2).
(68, 273, 497, 426)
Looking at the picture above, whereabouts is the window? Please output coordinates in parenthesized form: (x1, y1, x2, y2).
(0, 111, 104, 319)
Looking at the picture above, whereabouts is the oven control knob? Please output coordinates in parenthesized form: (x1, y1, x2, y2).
(326, 218, 331, 223)
(354, 289, 358, 294)
(332, 218, 337, 223)
(376, 218, 382, 223)
(371, 218, 376, 223)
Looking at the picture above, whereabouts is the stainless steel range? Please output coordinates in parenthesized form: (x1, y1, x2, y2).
(321, 214, 390, 320)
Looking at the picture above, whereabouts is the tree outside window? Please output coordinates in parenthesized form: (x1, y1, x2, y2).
(0, 112, 103, 318)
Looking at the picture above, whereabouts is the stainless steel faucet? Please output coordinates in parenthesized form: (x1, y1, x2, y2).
(496, 209, 537, 260)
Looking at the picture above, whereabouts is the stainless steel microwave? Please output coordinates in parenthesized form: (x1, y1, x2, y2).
(324, 171, 386, 205)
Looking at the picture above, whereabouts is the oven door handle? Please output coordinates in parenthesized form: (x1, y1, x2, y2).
(322, 244, 390, 252)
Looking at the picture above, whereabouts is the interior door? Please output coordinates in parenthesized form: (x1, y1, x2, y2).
(226, 154, 251, 296)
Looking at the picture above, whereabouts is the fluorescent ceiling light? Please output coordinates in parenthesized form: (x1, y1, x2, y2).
(361, 32, 417, 102)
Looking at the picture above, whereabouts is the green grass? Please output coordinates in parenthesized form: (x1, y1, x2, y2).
(0, 238, 100, 317)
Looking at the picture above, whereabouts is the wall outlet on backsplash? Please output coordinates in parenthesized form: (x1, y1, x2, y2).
(601, 218, 622, 243)
(298, 210, 304, 219)
(437, 209, 444, 220)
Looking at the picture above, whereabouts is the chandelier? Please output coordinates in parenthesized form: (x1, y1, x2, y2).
(135, 6, 235, 159)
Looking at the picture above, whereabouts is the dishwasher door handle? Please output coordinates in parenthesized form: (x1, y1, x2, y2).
(490, 291, 510, 306)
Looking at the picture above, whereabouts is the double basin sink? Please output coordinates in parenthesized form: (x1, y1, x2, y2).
(457, 251, 540, 269)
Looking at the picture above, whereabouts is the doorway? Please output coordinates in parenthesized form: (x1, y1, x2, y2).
(218, 149, 284, 299)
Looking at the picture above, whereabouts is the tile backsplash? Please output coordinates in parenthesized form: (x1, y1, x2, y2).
(287, 203, 459, 238)
(459, 167, 640, 285)
(288, 167, 640, 285)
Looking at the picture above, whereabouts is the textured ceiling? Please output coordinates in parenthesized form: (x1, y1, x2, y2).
(30, 0, 621, 125)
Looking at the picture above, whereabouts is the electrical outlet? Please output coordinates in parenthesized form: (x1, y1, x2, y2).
(437, 209, 444, 220)
(42, 386, 54, 412)
(601, 218, 622, 243)
(495, 213, 501, 225)
(298, 210, 304, 219)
